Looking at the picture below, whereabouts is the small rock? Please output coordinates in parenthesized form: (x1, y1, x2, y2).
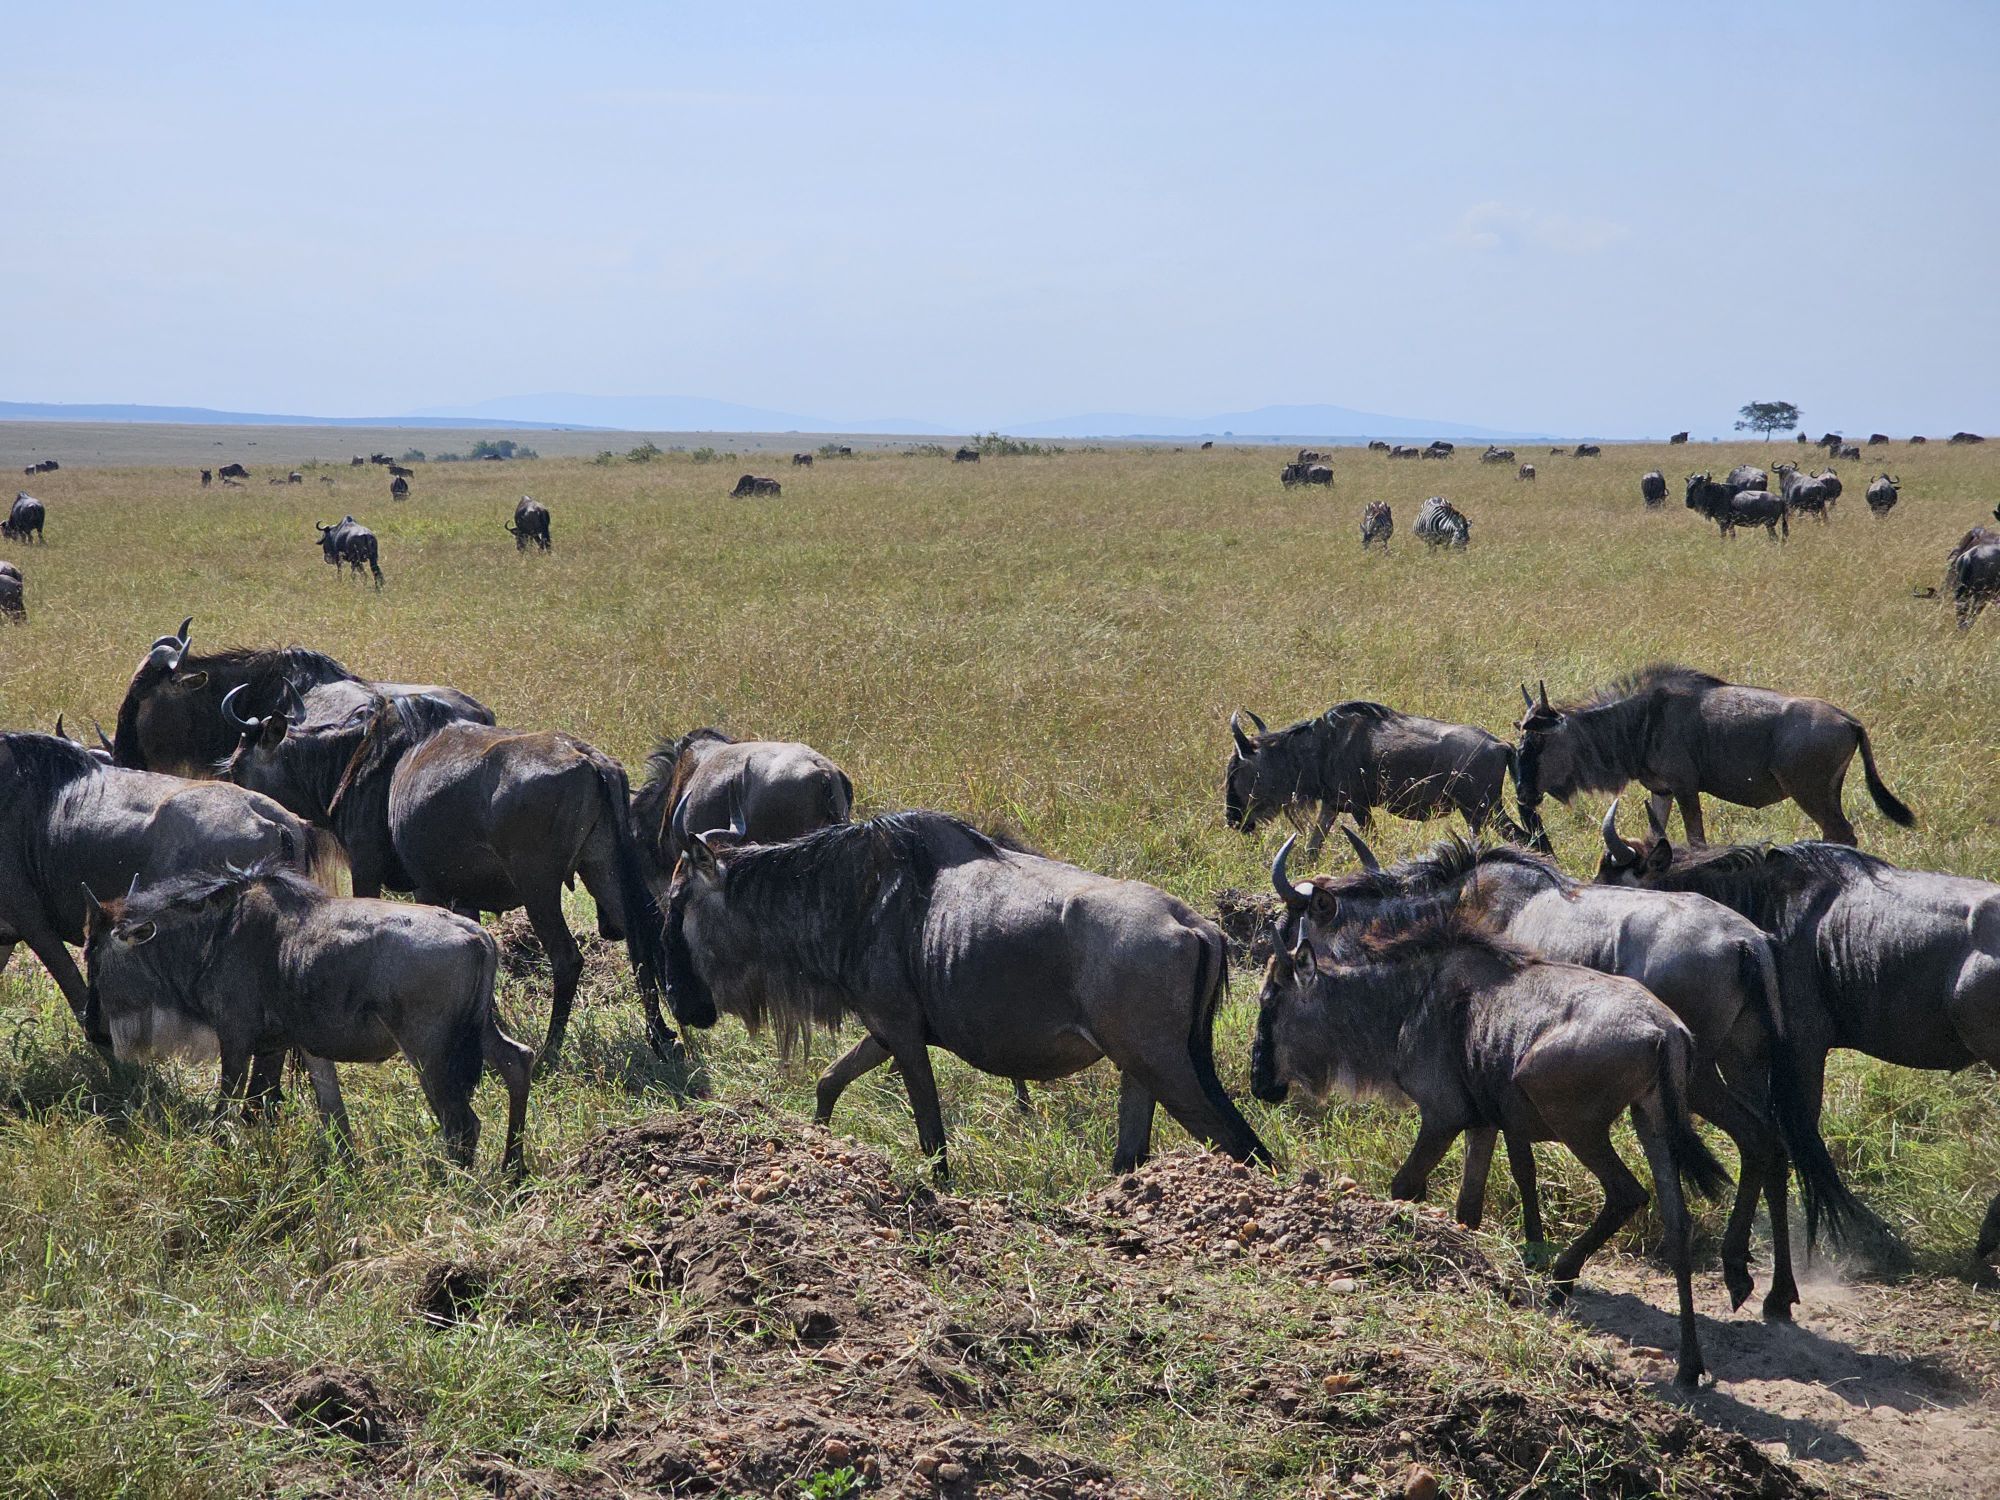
(823, 1438, 852, 1466)
(1322, 1372, 1361, 1394)
(915, 1453, 942, 1479)
(1328, 1277, 1359, 1293)
(1405, 1465, 1440, 1500)
(936, 1461, 968, 1483)
(1300, 1167, 1324, 1187)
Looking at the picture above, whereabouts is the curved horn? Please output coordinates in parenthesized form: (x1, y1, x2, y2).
(281, 679, 307, 723)
(1537, 680, 1551, 712)
(1243, 708, 1268, 733)
(1230, 711, 1256, 758)
(1340, 824, 1381, 872)
(1270, 834, 1310, 910)
(53, 714, 67, 741)
(220, 683, 258, 730)
(670, 789, 695, 850)
(93, 720, 113, 752)
(1600, 798, 1639, 861)
(1520, 682, 1534, 711)
(729, 765, 750, 837)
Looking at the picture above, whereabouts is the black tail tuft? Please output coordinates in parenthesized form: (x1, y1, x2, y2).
(1659, 1034, 1732, 1201)
(1186, 927, 1271, 1166)
(597, 759, 672, 997)
(1854, 725, 1915, 828)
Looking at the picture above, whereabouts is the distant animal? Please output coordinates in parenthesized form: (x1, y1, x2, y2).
(1424, 440, 1454, 458)
(1390, 444, 1421, 460)
(1945, 526, 2000, 629)
(318, 475, 334, 486)
(1865, 474, 1900, 516)
(730, 474, 781, 497)
(1513, 665, 1913, 848)
(1949, 432, 1985, 445)
(1684, 474, 1787, 540)
(1796, 432, 1811, 444)
(631, 725, 853, 887)
(837, 446, 853, 457)
(1200, 440, 1214, 450)
(218, 463, 249, 479)
(505, 496, 552, 551)
(953, 447, 980, 463)
(1517, 463, 1535, 481)
(1413, 495, 1470, 548)
(1359, 501, 1393, 550)
(1818, 433, 1843, 452)
(1867, 434, 1889, 446)
(20, 459, 59, 474)
(221, 479, 243, 488)
(0, 560, 22, 622)
(1366, 440, 1389, 452)
(1669, 431, 1689, 444)
(1908, 435, 1928, 445)
(1773, 463, 1832, 522)
(1573, 443, 1601, 457)
(1225, 700, 1523, 852)
(315, 516, 383, 587)
(200, 470, 212, 487)
(286, 471, 303, 485)
(1297, 449, 1324, 464)
(389, 475, 410, 501)
(80, 863, 532, 1174)
(791, 452, 814, 467)
(1724, 464, 1768, 493)
(1640, 470, 1667, 507)
(1836, 445, 1861, 462)
(4, 493, 45, 543)
(369, 453, 393, 465)
(1549, 446, 1567, 456)
(1480, 446, 1515, 464)
(661, 809, 1270, 1180)
(387, 463, 414, 479)
(1281, 462, 1333, 487)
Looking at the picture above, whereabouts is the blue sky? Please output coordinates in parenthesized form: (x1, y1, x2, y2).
(4, 1, 1995, 434)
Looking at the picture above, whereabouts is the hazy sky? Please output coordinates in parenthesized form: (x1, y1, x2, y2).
(5, 1, 1995, 434)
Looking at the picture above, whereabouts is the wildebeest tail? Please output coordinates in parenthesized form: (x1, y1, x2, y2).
(595, 759, 672, 996)
(1851, 722, 1914, 827)
(1185, 925, 1273, 1165)
(1656, 1030, 1731, 1201)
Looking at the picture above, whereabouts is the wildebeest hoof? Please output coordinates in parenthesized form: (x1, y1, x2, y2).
(1723, 1262, 1754, 1310)
(1674, 1363, 1707, 1389)
(1762, 1294, 1796, 1322)
(645, 1017, 684, 1065)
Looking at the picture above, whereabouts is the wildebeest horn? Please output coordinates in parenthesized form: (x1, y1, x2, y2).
(1537, 680, 1550, 712)
(1520, 682, 1534, 710)
(1230, 711, 1255, 758)
(1340, 824, 1381, 872)
(669, 789, 695, 850)
(729, 766, 750, 837)
(282, 680, 307, 723)
(1243, 708, 1268, 733)
(1270, 834, 1311, 910)
(220, 684, 258, 730)
(93, 720, 113, 752)
(53, 714, 67, 740)
(1600, 798, 1638, 862)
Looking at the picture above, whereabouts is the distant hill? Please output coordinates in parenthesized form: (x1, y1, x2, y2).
(0, 401, 594, 431)
(406, 394, 957, 436)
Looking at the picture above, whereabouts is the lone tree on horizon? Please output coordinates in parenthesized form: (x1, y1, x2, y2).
(1735, 400, 1801, 442)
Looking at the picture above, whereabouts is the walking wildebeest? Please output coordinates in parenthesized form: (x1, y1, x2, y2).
(1596, 831, 2000, 1272)
(1513, 666, 1913, 848)
(1359, 500, 1393, 551)
(218, 462, 249, 479)
(5, 493, 45, 543)
(1225, 701, 1522, 852)
(1573, 443, 1601, 457)
(630, 727, 852, 878)
(1669, 431, 1689, 444)
(316, 516, 383, 586)
(1945, 525, 2000, 629)
(661, 809, 1270, 1181)
(389, 475, 410, 501)
(219, 692, 676, 1066)
(1773, 463, 1832, 523)
(1517, 463, 1535, 481)
(505, 496, 552, 551)
(1864, 474, 1900, 516)
(1684, 473, 1787, 540)
(1250, 904, 1728, 1386)
(80, 863, 532, 1174)
(1413, 495, 1470, 548)
(200, 469, 212, 487)
(1640, 470, 1667, 507)
(0, 559, 22, 622)
(953, 447, 980, 463)
(1270, 826, 1865, 1316)
(1814, 468, 1843, 504)
(0, 731, 344, 1028)
(792, 452, 814, 467)
(730, 474, 782, 496)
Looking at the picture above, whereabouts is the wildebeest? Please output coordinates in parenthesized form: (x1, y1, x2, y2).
(1773, 463, 1832, 522)
(23, 459, 59, 473)
(792, 452, 814, 467)
(1724, 464, 1768, 493)
(505, 496, 552, 551)
(369, 452, 393, 465)
(1596, 833, 2000, 1273)
(1200, 440, 1215, 450)
(218, 462, 249, 479)
(286, 470, 303, 485)
(1945, 525, 2000, 629)
(52, 715, 115, 762)
(200, 469, 212, 487)
(730, 473, 782, 497)
(1297, 449, 1324, 464)
(220, 692, 677, 1065)
(1865, 474, 1900, 516)
(1867, 434, 1889, 446)
(1480, 446, 1515, 464)
(389, 475, 410, 501)
(1413, 495, 1470, 548)
(1573, 443, 1601, 457)
(81, 863, 532, 1174)
(1250, 905, 1726, 1386)
(1225, 701, 1522, 852)
(1513, 666, 1913, 848)
(1425, 440, 1454, 458)
(1272, 826, 1862, 1316)
(1549, 446, 1567, 455)
(1389, 444, 1421, 460)
(1814, 468, 1843, 503)
(953, 447, 980, 463)
(631, 727, 851, 876)
(387, 463, 414, 478)
(1836, 444, 1861, 462)
(1281, 462, 1332, 487)
(1366, 440, 1389, 452)
(1669, 431, 1689, 444)
(1517, 463, 1535, 481)
(316, 516, 383, 586)
(1359, 501, 1393, 551)
(1639, 470, 1667, 507)
(0, 731, 344, 1027)
(1909, 435, 1928, 445)
(661, 810, 1270, 1180)
(1684, 473, 1787, 540)
(350, 455, 365, 466)
(1817, 433, 1842, 452)
(1949, 431, 1985, 444)
(5, 493, 46, 543)
(1796, 431, 1811, 444)
(0, 559, 22, 622)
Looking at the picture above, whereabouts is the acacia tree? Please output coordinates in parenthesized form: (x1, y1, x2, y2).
(1734, 401, 1800, 442)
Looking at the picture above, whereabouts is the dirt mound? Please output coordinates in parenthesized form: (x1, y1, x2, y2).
(492, 910, 628, 995)
(1212, 886, 1281, 966)
(218, 1359, 404, 1447)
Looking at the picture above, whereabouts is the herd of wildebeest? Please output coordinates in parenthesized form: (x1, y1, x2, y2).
(0, 438, 1997, 1393)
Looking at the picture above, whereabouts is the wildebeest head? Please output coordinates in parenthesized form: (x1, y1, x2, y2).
(1510, 680, 1570, 837)
(658, 795, 753, 1031)
(1225, 709, 1307, 832)
(1591, 798, 1674, 884)
(78, 871, 231, 1062)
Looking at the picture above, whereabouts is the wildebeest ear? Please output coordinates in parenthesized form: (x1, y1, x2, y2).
(687, 832, 727, 880)
(175, 671, 208, 691)
(1306, 886, 1337, 924)
(1643, 838, 1673, 876)
(119, 920, 158, 946)
(260, 715, 289, 747)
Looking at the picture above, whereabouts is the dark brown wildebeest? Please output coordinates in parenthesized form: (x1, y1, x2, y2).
(218, 462, 249, 479)
(1946, 526, 2000, 629)
(1513, 666, 1913, 848)
(387, 463, 414, 478)
(791, 452, 814, 467)
(1909, 434, 1928, 444)
(1949, 431, 1985, 444)
(316, 516, 383, 586)
(0, 731, 343, 1029)
(5, 493, 45, 543)
(505, 496, 551, 551)
(1573, 442, 1601, 457)
(81, 862, 532, 1174)
(1225, 700, 1521, 853)
(1250, 903, 1727, 1386)
(1867, 433, 1889, 446)
(1640, 470, 1668, 507)
(1836, 444, 1861, 462)
(1274, 826, 1868, 1316)
(1865, 474, 1900, 516)
(286, 471, 303, 485)
(730, 473, 781, 497)
(662, 809, 1271, 1181)
(389, 475, 410, 501)
(1684, 474, 1787, 540)
(0, 559, 23, 622)
(1596, 831, 2000, 1272)
(1413, 495, 1469, 548)
(953, 447, 980, 463)
(1517, 463, 1535, 481)
(200, 469, 213, 487)
(1359, 501, 1392, 550)
(1200, 440, 1215, 450)
(630, 727, 852, 879)
(1669, 431, 1689, 444)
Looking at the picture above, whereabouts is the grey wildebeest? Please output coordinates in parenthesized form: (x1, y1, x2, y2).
(1596, 832, 2000, 1272)
(1684, 473, 1787, 540)
(1946, 525, 2000, 629)
(1281, 462, 1333, 487)
(1268, 826, 1865, 1316)
(287, 471, 303, 485)
(387, 463, 414, 479)
(1297, 449, 1324, 464)
(1200, 440, 1215, 450)
(1815, 468, 1843, 504)
(1366, 439, 1390, 452)
(1640, 470, 1668, 507)
(1413, 495, 1470, 548)
(730, 473, 782, 496)
(389, 475, 410, 501)
(1390, 444, 1421, 460)
(316, 516, 383, 587)
(1836, 445, 1861, 462)
(1249, 904, 1728, 1386)
(1425, 440, 1454, 458)
(1481, 446, 1516, 464)
(1773, 463, 1832, 523)
(1512, 666, 1914, 848)
(630, 727, 852, 878)
(792, 452, 814, 467)
(1949, 431, 1983, 444)
(81, 864, 532, 1174)
(1867, 433, 1889, 446)
(1359, 501, 1393, 550)
(1865, 474, 1900, 516)
(218, 692, 677, 1066)
(661, 810, 1270, 1181)
(1725, 464, 1769, 494)
(0, 560, 22, 622)
(5, 493, 45, 543)
(1517, 463, 1535, 481)
(1573, 442, 1602, 457)
(1225, 701, 1522, 853)
(110, 617, 492, 778)
(953, 447, 980, 463)
(218, 462, 249, 480)
(1670, 431, 1689, 444)
(0, 731, 344, 1029)
(506, 496, 552, 551)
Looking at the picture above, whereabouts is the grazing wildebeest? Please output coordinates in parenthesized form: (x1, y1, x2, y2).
(1481, 446, 1515, 464)
(1250, 905, 1727, 1386)
(1945, 526, 2000, 629)
(1200, 440, 1215, 450)
(387, 463, 414, 478)
(1836, 444, 1861, 462)
(792, 452, 814, 467)
(5, 493, 45, 543)
(1597, 833, 2000, 1273)
(1513, 666, 1913, 848)
(730, 473, 782, 497)
(1724, 464, 1768, 493)
(220, 693, 677, 1065)
(1390, 444, 1421, 460)
(1297, 449, 1324, 464)
(1366, 439, 1389, 452)
(1359, 501, 1393, 550)
(1280, 461, 1331, 487)
(0, 731, 343, 1028)
(286, 471, 303, 485)
(505, 496, 551, 551)
(953, 447, 980, 463)
(1225, 701, 1522, 852)
(631, 727, 852, 878)
(1817, 433, 1842, 452)
(1639, 470, 1668, 507)
(1669, 431, 1689, 444)
(1909, 435, 1928, 445)
(1425, 440, 1454, 458)
(389, 475, 410, 501)
(316, 516, 383, 586)
(369, 452, 393, 464)
(0, 559, 22, 622)
(350, 455, 365, 466)
(1773, 463, 1832, 523)
(1573, 443, 1601, 457)
(1949, 431, 1985, 444)
(1413, 495, 1470, 548)
(1865, 474, 1900, 516)
(1271, 826, 1864, 1315)
(1684, 473, 1787, 540)
(1517, 463, 1535, 481)
(218, 462, 248, 479)
(662, 810, 1270, 1181)
(81, 863, 532, 1174)
(1867, 434, 1889, 446)
(200, 469, 212, 487)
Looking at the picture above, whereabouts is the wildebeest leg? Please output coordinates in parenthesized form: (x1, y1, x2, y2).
(244, 1050, 288, 1119)
(215, 1045, 254, 1124)
(1631, 1097, 1707, 1387)
(1388, 1115, 1463, 1204)
(1674, 791, 1707, 848)
(815, 1034, 891, 1125)
(888, 1042, 951, 1183)
(1548, 1126, 1647, 1298)
(16, 924, 91, 1024)
(482, 1014, 535, 1179)
(1783, 774, 1857, 846)
(1012, 1079, 1033, 1113)
(1505, 1131, 1547, 1252)
(519, 890, 583, 1072)
(1112, 1072, 1157, 1173)
(1455, 1125, 1498, 1229)
(301, 1054, 355, 1154)
(1689, 1065, 1781, 1314)
(1645, 791, 1675, 844)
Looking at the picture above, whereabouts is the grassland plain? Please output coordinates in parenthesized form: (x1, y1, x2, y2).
(0, 434, 1995, 1498)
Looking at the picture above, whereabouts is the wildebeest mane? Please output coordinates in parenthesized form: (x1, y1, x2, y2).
(114, 855, 321, 925)
(632, 727, 736, 850)
(1645, 840, 1890, 932)
(1570, 662, 1726, 713)
(328, 692, 469, 813)
(1322, 699, 1398, 724)
(0, 731, 102, 807)
(1321, 901, 1530, 978)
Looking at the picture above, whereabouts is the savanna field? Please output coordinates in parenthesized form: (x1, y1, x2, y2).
(1, 431, 1997, 1498)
